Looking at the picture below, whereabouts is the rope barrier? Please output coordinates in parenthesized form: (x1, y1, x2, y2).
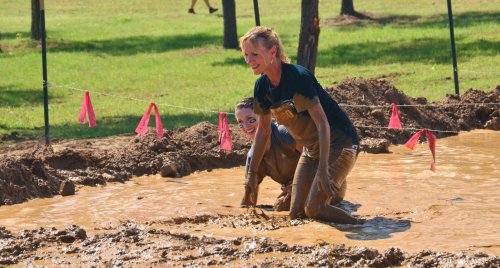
(341, 103, 500, 108)
(50, 82, 498, 135)
(355, 125, 459, 134)
(50, 83, 233, 115)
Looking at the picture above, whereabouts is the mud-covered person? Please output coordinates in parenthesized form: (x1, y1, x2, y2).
(240, 26, 362, 224)
(235, 97, 301, 211)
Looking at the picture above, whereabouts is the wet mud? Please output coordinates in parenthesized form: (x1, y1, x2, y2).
(0, 78, 499, 266)
(1, 216, 497, 267)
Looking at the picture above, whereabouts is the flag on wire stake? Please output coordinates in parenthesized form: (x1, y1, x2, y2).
(135, 103, 164, 138)
(405, 129, 436, 171)
(78, 90, 97, 127)
(218, 112, 232, 151)
(388, 103, 402, 130)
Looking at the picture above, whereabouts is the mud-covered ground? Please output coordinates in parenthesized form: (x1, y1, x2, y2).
(1, 215, 498, 267)
(0, 78, 499, 266)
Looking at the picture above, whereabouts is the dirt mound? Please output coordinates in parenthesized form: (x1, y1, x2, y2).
(0, 123, 250, 206)
(0, 78, 498, 206)
(327, 78, 499, 151)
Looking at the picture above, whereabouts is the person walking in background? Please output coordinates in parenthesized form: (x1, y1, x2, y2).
(239, 26, 362, 224)
(188, 0, 218, 14)
(235, 97, 301, 211)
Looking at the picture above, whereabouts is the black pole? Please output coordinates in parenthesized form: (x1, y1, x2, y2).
(253, 0, 260, 26)
(446, 0, 460, 95)
(40, 0, 50, 144)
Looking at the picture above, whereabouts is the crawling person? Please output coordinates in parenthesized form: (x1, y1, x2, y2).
(235, 97, 301, 211)
(240, 26, 362, 224)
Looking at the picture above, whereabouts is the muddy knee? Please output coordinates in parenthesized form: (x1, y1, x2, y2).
(304, 201, 322, 219)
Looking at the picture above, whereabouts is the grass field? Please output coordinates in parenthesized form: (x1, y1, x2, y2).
(0, 0, 498, 139)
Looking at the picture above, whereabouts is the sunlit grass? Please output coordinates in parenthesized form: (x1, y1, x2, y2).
(0, 0, 498, 139)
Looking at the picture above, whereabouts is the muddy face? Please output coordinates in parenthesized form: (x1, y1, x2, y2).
(235, 107, 259, 140)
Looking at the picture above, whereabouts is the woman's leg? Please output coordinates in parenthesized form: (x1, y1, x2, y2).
(289, 154, 317, 219)
(304, 145, 359, 223)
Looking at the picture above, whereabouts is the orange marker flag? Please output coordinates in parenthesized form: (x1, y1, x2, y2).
(388, 103, 402, 130)
(78, 90, 97, 127)
(218, 112, 232, 151)
(405, 129, 436, 171)
(135, 103, 164, 138)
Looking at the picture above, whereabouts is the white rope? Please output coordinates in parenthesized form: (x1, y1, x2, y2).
(50, 82, 498, 134)
(355, 125, 459, 134)
(49, 83, 234, 115)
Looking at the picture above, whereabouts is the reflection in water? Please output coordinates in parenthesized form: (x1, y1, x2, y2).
(334, 195, 410, 240)
(332, 217, 411, 240)
(0, 130, 498, 255)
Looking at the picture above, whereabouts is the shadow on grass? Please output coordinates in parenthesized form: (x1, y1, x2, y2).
(0, 86, 62, 108)
(46, 33, 221, 56)
(0, 32, 31, 40)
(328, 11, 500, 29)
(317, 37, 498, 67)
(2, 112, 231, 140)
(211, 57, 247, 67)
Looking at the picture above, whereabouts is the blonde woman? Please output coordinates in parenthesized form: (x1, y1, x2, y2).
(240, 26, 361, 224)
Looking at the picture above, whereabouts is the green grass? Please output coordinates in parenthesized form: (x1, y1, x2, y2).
(0, 0, 498, 139)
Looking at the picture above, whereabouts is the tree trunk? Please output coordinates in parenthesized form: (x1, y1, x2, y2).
(222, 0, 238, 49)
(297, 0, 320, 73)
(340, 0, 356, 16)
(31, 0, 41, 40)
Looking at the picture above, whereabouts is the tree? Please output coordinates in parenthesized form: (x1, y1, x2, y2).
(31, 0, 41, 40)
(297, 0, 320, 73)
(340, 0, 366, 18)
(222, 0, 238, 49)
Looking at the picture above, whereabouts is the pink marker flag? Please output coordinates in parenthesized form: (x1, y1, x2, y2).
(388, 103, 402, 130)
(135, 103, 164, 138)
(405, 129, 437, 171)
(218, 112, 232, 151)
(78, 90, 97, 127)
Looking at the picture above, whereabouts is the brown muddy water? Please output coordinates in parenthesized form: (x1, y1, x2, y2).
(1, 130, 498, 256)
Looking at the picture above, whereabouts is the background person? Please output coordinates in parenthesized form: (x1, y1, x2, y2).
(240, 26, 362, 224)
(188, 0, 218, 14)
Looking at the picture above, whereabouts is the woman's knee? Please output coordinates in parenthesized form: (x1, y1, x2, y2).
(304, 200, 322, 218)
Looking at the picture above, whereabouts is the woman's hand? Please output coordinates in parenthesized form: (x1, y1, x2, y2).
(315, 169, 335, 198)
(241, 171, 259, 207)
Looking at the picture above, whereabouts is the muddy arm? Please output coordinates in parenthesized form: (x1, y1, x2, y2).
(245, 113, 271, 207)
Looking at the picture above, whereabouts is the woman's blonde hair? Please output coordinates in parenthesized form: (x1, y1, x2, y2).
(239, 26, 290, 64)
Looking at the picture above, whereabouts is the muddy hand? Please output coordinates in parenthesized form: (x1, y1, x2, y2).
(243, 171, 259, 207)
(315, 170, 335, 198)
(241, 185, 257, 207)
